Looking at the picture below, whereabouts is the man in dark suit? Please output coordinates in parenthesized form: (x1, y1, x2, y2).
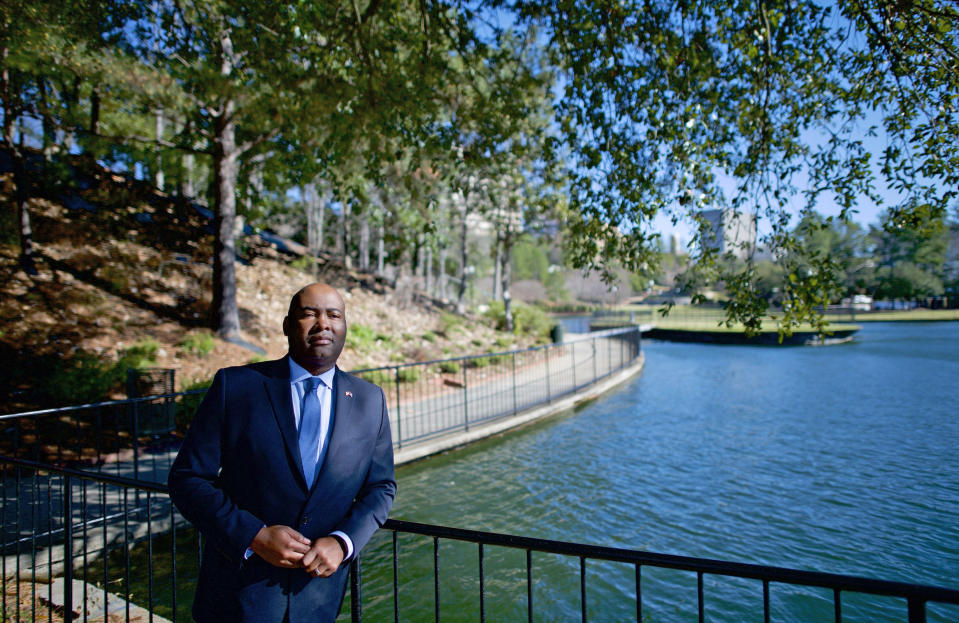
(168, 283, 396, 622)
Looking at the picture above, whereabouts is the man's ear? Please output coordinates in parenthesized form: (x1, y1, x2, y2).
(282, 316, 290, 336)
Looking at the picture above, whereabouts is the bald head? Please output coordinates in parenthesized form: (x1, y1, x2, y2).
(283, 283, 347, 375)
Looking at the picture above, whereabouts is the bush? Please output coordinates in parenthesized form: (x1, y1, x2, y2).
(483, 301, 553, 340)
(397, 367, 421, 383)
(357, 369, 393, 387)
(119, 339, 160, 369)
(47, 353, 120, 406)
(439, 360, 460, 374)
(350, 324, 394, 351)
(179, 331, 216, 357)
(176, 377, 213, 432)
(438, 312, 463, 334)
(44, 339, 160, 406)
(289, 255, 315, 272)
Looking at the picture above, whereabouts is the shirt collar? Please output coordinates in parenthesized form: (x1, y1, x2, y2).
(288, 356, 336, 387)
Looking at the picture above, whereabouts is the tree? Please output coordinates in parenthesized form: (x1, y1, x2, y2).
(499, 0, 959, 333)
(868, 207, 950, 299)
(118, 0, 466, 338)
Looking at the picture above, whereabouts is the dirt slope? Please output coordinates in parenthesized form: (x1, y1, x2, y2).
(0, 160, 523, 411)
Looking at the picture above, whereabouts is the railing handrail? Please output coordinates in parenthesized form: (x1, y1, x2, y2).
(382, 519, 959, 606)
(3, 456, 954, 609)
(0, 454, 169, 493)
(4, 454, 957, 622)
(349, 325, 638, 373)
(0, 389, 208, 420)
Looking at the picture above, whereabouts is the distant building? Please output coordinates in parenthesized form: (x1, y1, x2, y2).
(700, 209, 757, 260)
(669, 233, 681, 255)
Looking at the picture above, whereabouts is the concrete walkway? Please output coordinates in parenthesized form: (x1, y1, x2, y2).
(394, 352, 645, 465)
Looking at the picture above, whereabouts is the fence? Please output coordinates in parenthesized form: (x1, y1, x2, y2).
(0, 327, 642, 474)
(2, 457, 958, 622)
(351, 326, 641, 448)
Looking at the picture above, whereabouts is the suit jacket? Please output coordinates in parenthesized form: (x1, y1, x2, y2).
(168, 357, 396, 623)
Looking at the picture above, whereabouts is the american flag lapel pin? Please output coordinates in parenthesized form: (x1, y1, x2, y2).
(345, 391, 353, 398)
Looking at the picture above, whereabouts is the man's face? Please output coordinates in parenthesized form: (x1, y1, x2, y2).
(283, 284, 347, 375)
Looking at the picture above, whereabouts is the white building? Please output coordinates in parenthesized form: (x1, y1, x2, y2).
(700, 208, 757, 260)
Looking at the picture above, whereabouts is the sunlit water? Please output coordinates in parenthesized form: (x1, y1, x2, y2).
(354, 322, 959, 622)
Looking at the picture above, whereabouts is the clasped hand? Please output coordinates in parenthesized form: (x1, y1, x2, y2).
(250, 525, 344, 578)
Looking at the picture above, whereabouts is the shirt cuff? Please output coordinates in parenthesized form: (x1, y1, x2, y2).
(330, 530, 354, 561)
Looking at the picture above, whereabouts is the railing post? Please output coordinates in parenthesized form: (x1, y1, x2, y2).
(907, 598, 926, 623)
(63, 475, 73, 621)
(544, 346, 551, 404)
(592, 338, 597, 381)
(350, 557, 362, 622)
(132, 401, 140, 484)
(511, 352, 517, 415)
(393, 367, 402, 448)
(462, 364, 469, 432)
(571, 342, 577, 390)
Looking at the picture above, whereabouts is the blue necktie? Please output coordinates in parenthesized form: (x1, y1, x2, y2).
(298, 377, 326, 484)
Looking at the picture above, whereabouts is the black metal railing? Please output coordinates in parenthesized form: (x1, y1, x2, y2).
(0, 327, 642, 467)
(3, 456, 958, 623)
(351, 326, 641, 448)
(0, 390, 206, 484)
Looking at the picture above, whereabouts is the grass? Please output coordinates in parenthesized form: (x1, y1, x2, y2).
(822, 309, 959, 322)
(178, 331, 216, 357)
(651, 319, 860, 334)
(606, 304, 959, 329)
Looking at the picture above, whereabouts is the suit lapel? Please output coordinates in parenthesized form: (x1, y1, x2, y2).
(262, 357, 310, 490)
(310, 368, 355, 491)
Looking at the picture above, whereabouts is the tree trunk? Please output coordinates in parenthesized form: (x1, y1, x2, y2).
(341, 202, 352, 269)
(502, 234, 514, 333)
(305, 182, 324, 278)
(210, 28, 244, 338)
(154, 108, 165, 191)
(212, 102, 241, 337)
(456, 199, 469, 313)
(376, 221, 385, 276)
(438, 243, 448, 300)
(424, 243, 433, 297)
(180, 118, 196, 198)
(2, 50, 36, 275)
(181, 151, 195, 198)
(37, 77, 56, 159)
(358, 212, 370, 272)
(493, 232, 503, 300)
(89, 86, 101, 134)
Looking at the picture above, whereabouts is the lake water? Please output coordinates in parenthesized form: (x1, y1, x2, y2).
(357, 322, 959, 621)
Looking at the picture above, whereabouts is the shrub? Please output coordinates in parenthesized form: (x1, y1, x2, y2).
(439, 312, 463, 334)
(484, 301, 553, 340)
(397, 367, 421, 383)
(350, 324, 394, 351)
(357, 369, 393, 387)
(439, 360, 460, 374)
(46, 353, 120, 406)
(422, 331, 436, 343)
(289, 255, 315, 272)
(179, 331, 216, 357)
(512, 304, 553, 340)
(494, 336, 513, 350)
(176, 377, 213, 432)
(119, 339, 160, 369)
(44, 340, 160, 406)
